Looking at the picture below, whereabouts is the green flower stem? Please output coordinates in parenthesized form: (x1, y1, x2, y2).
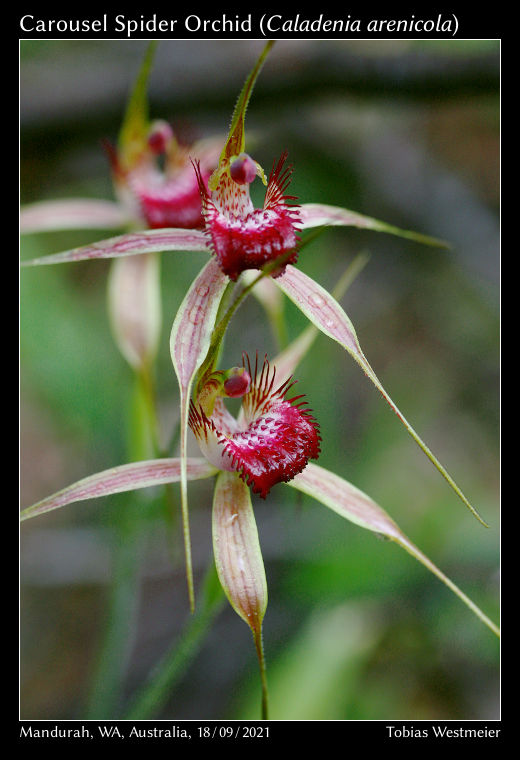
(85, 363, 160, 718)
(85, 496, 146, 718)
(271, 307, 289, 352)
(253, 628, 270, 721)
(124, 562, 225, 719)
(135, 362, 162, 459)
(195, 241, 316, 395)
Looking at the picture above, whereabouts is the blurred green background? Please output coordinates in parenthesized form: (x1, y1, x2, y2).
(20, 39, 499, 720)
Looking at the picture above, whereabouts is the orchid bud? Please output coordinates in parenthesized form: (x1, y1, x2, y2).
(196, 366, 250, 417)
(212, 470, 267, 635)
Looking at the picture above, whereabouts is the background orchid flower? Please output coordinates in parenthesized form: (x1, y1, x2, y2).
(21, 41, 221, 381)
(20, 42, 220, 238)
(21, 41, 447, 268)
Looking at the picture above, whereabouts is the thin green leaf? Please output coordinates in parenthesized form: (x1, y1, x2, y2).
(287, 463, 499, 637)
(20, 458, 217, 521)
(170, 258, 229, 611)
(273, 264, 488, 526)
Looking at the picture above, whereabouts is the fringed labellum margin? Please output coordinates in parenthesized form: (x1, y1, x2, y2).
(189, 354, 321, 498)
(194, 152, 301, 282)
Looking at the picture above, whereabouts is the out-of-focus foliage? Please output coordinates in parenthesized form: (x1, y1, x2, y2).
(20, 39, 499, 720)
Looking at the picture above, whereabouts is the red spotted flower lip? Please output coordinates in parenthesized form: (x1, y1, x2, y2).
(189, 355, 321, 498)
(194, 152, 302, 282)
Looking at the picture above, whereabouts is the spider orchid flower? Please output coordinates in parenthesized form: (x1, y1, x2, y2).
(103, 118, 217, 232)
(20, 273, 499, 716)
(20, 254, 499, 716)
(20, 350, 499, 673)
(21, 42, 220, 374)
(21, 39, 445, 267)
(189, 355, 321, 498)
(20, 42, 220, 237)
(21, 43, 487, 532)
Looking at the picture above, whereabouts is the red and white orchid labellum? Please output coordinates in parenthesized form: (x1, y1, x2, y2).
(197, 152, 301, 282)
(189, 355, 320, 498)
(212, 471, 268, 635)
(108, 252, 161, 372)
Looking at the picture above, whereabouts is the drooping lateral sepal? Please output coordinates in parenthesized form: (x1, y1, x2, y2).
(169, 258, 230, 610)
(212, 470, 268, 634)
(286, 463, 499, 637)
(272, 264, 488, 526)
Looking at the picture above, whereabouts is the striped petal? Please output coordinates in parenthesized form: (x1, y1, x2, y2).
(287, 463, 499, 637)
(20, 457, 216, 521)
(170, 257, 229, 610)
(20, 228, 209, 266)
(273, 264, 487, 526)
(299, 203, 449, 248)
